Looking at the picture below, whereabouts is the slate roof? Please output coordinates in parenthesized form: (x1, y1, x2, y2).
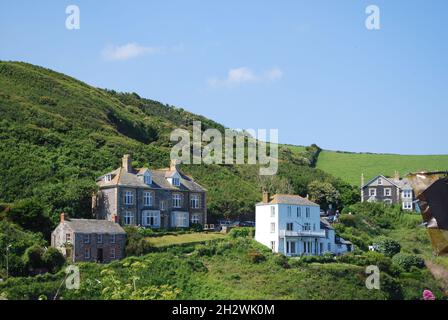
(362, 174, 413, 190)
(63, 218, 126, 234)
(257, 194, 319, 207)
(320, 218, 334, 230)
(96, 166, 206, 192)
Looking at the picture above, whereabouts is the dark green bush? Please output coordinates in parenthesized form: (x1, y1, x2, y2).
(373, 236, 401, 257)
(392, 253, 425, 272)
(42, 247, 65, 273)
(247, 249, 266, 264)
(229, 227, 254, 239)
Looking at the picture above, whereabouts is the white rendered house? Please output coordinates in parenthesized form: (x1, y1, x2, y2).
(255, 192, 352, 256)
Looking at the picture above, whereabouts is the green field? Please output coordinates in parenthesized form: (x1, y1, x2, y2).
(316, 151, 448, 186)
(146, 232, 226, 247)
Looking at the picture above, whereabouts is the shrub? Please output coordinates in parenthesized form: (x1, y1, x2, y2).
(42, 247, 65, 273)
(247, 249, 265, 264)
(392, 253, 425, 272)
(22, 245, 45, 271)
(38, 96, 57, 106)
(229, 227, 254, 239)
(195, 244, 216, 257)
(339, 214, 357, 227)
(272, 254, 289, 268)
(373, 237, 401, 257)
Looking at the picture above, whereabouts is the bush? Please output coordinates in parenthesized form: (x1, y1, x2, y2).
(272, 254, 289, 268)
(22, 245, 45, 271)
(42, 247, 65, 273)
(247, 249, 265, 264)
(392, 253, 425, 272)
(229, 227, 254, 239)
(373, 237, 401, 257)
(339, 214, 357, 227)
(195, 244, 216, 257)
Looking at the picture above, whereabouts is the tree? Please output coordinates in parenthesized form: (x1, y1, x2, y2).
(307, 180, 340, 210)
(6, 198, 52, 235)
(42, 247, 65, 273)
(22, 245, 45, 272)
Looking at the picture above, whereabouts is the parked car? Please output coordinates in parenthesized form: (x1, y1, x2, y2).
(239, 221, 255, 227)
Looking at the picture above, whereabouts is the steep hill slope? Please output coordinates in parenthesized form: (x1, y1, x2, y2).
(0, 61, 355, 223)
(316, 150, 448, 186)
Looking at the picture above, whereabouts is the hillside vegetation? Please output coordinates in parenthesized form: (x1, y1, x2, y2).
(316, 150, 448, 186)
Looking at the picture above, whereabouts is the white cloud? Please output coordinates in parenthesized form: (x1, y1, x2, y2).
(101, 43, 162, 61)
(208, 67, 283, 87)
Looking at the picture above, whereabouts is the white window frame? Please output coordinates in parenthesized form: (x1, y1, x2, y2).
(173, 212, 188, 227)
(369, 188, 377, 197)
(403, 201, 413, 210)
(160, 200, 166, 211)
(305, 207, 310, 218)
(110, 234, 116, 244)
(97, 234, 103, 244)
(142, 210, 160, 227)
(124, 211, 133, 225)
(303, 222, 311, 231)
(143, 172, 152, 185)
(270, 222, 275, 233)
(125, 191, 134, 205)
(296, 206, 301, 218)
(190, 194, 200, 209)
(172, 177, 180, 186)
(403, 190, 412, 198)
(143, 191, 153, 206)
(104, 174, 112, 182)
(191, 214, 200, 224)
(172, 194, 182, 208)
(110, 247, 116, 259)
(286, 241, 296, 255)
(377, 178, 383, 185)
(65, 233, 71, 243)
(286, 222, 293, 231)
(384, 188, 392, 197)
(84, 234, 90, 244)
(270, 241, 276, 252)
(270, 206, 275, 217)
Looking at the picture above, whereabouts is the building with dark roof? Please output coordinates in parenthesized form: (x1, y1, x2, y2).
(92, 155, 207, 228)
(51, 213, 126, 263)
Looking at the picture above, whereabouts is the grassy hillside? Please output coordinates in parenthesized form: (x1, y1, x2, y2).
(316, 150, 448, 186)
(0, 61, 357, 224)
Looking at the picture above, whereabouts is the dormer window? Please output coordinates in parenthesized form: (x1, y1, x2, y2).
(377, 178, 383, 185)
(143, 172, 152, 185)
(172, 177, 180, 186)
(104, 174, 112, 182)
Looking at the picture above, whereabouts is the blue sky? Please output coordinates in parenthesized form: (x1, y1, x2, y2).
(1, 0, 447, 154)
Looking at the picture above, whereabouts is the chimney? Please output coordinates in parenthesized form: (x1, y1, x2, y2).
(262, 190, 270, 203)
(170, 159, 179, 171)
(394, 170, 400, 181)
(112, 214, 119, 223)
(60, 213, 65, 223)
(122, 154, 132, 172)
(361, 173, 365, 187)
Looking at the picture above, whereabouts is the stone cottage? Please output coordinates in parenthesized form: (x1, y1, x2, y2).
(51, 213, 126, 263)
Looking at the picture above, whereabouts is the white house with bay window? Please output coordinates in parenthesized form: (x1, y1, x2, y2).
(255, 193, 352, 257)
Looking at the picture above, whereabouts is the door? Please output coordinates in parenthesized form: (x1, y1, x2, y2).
(97, 248, 104, 263)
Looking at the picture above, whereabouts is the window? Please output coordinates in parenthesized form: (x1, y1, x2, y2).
(104, 174, 112, 182)
(313, 223, 316, 231)
(369, 188, 377, 197)
(304, 241, 312, 254)
(84, 247, 91, 260)
(84, 234, 90, 244)
(303, 223, 311, 231)
(190, 194, 200, 209)
(403, 201, 413, 210)
(270, 241, 276, 252)
(287, 206, 292, 217)
(124, 211, 133, 225)
(384, 188, 392, 197)
(286, 241, 296, 254)
(270, 206, 275, 217)
(286, 222, 294, 231)
(173, 212, 188, 227)
(327, 243, 331, 251)
(305, 207, 310, 218)
(110, 234, 116, 244)
(172, 194, 182, 208)
(296, 207, 301, 218)
(320, 243, 323, 254)
(191, 214, 200, 224)
(270, 222, 276, 233)
(172, 177, 180, 186)
(65, 233, 71, 243)
(143, 173, 152, 185)
(97, 234, 103, 244)
(143, 192, 153, 206)
(377, 178, 383, 185)
(403, 190, 412, 198)
(110, 247, 116, 259)
(125, 191, 134, 205)
(160, 200, 166, 211)
(142, 211, 159, 227)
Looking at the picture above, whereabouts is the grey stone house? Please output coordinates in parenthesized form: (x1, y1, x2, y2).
(361, 173, 415, 210)
(51, 214, 126, 263)
(92, 155, 207, 228)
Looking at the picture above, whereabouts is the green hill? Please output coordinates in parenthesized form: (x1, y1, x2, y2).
(0, 61, 355, 223)
(316, 150, 448, 186)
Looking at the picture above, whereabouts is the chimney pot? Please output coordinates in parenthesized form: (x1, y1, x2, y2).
(112, 214, 119, 223)
(60, 213, 65, 223)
